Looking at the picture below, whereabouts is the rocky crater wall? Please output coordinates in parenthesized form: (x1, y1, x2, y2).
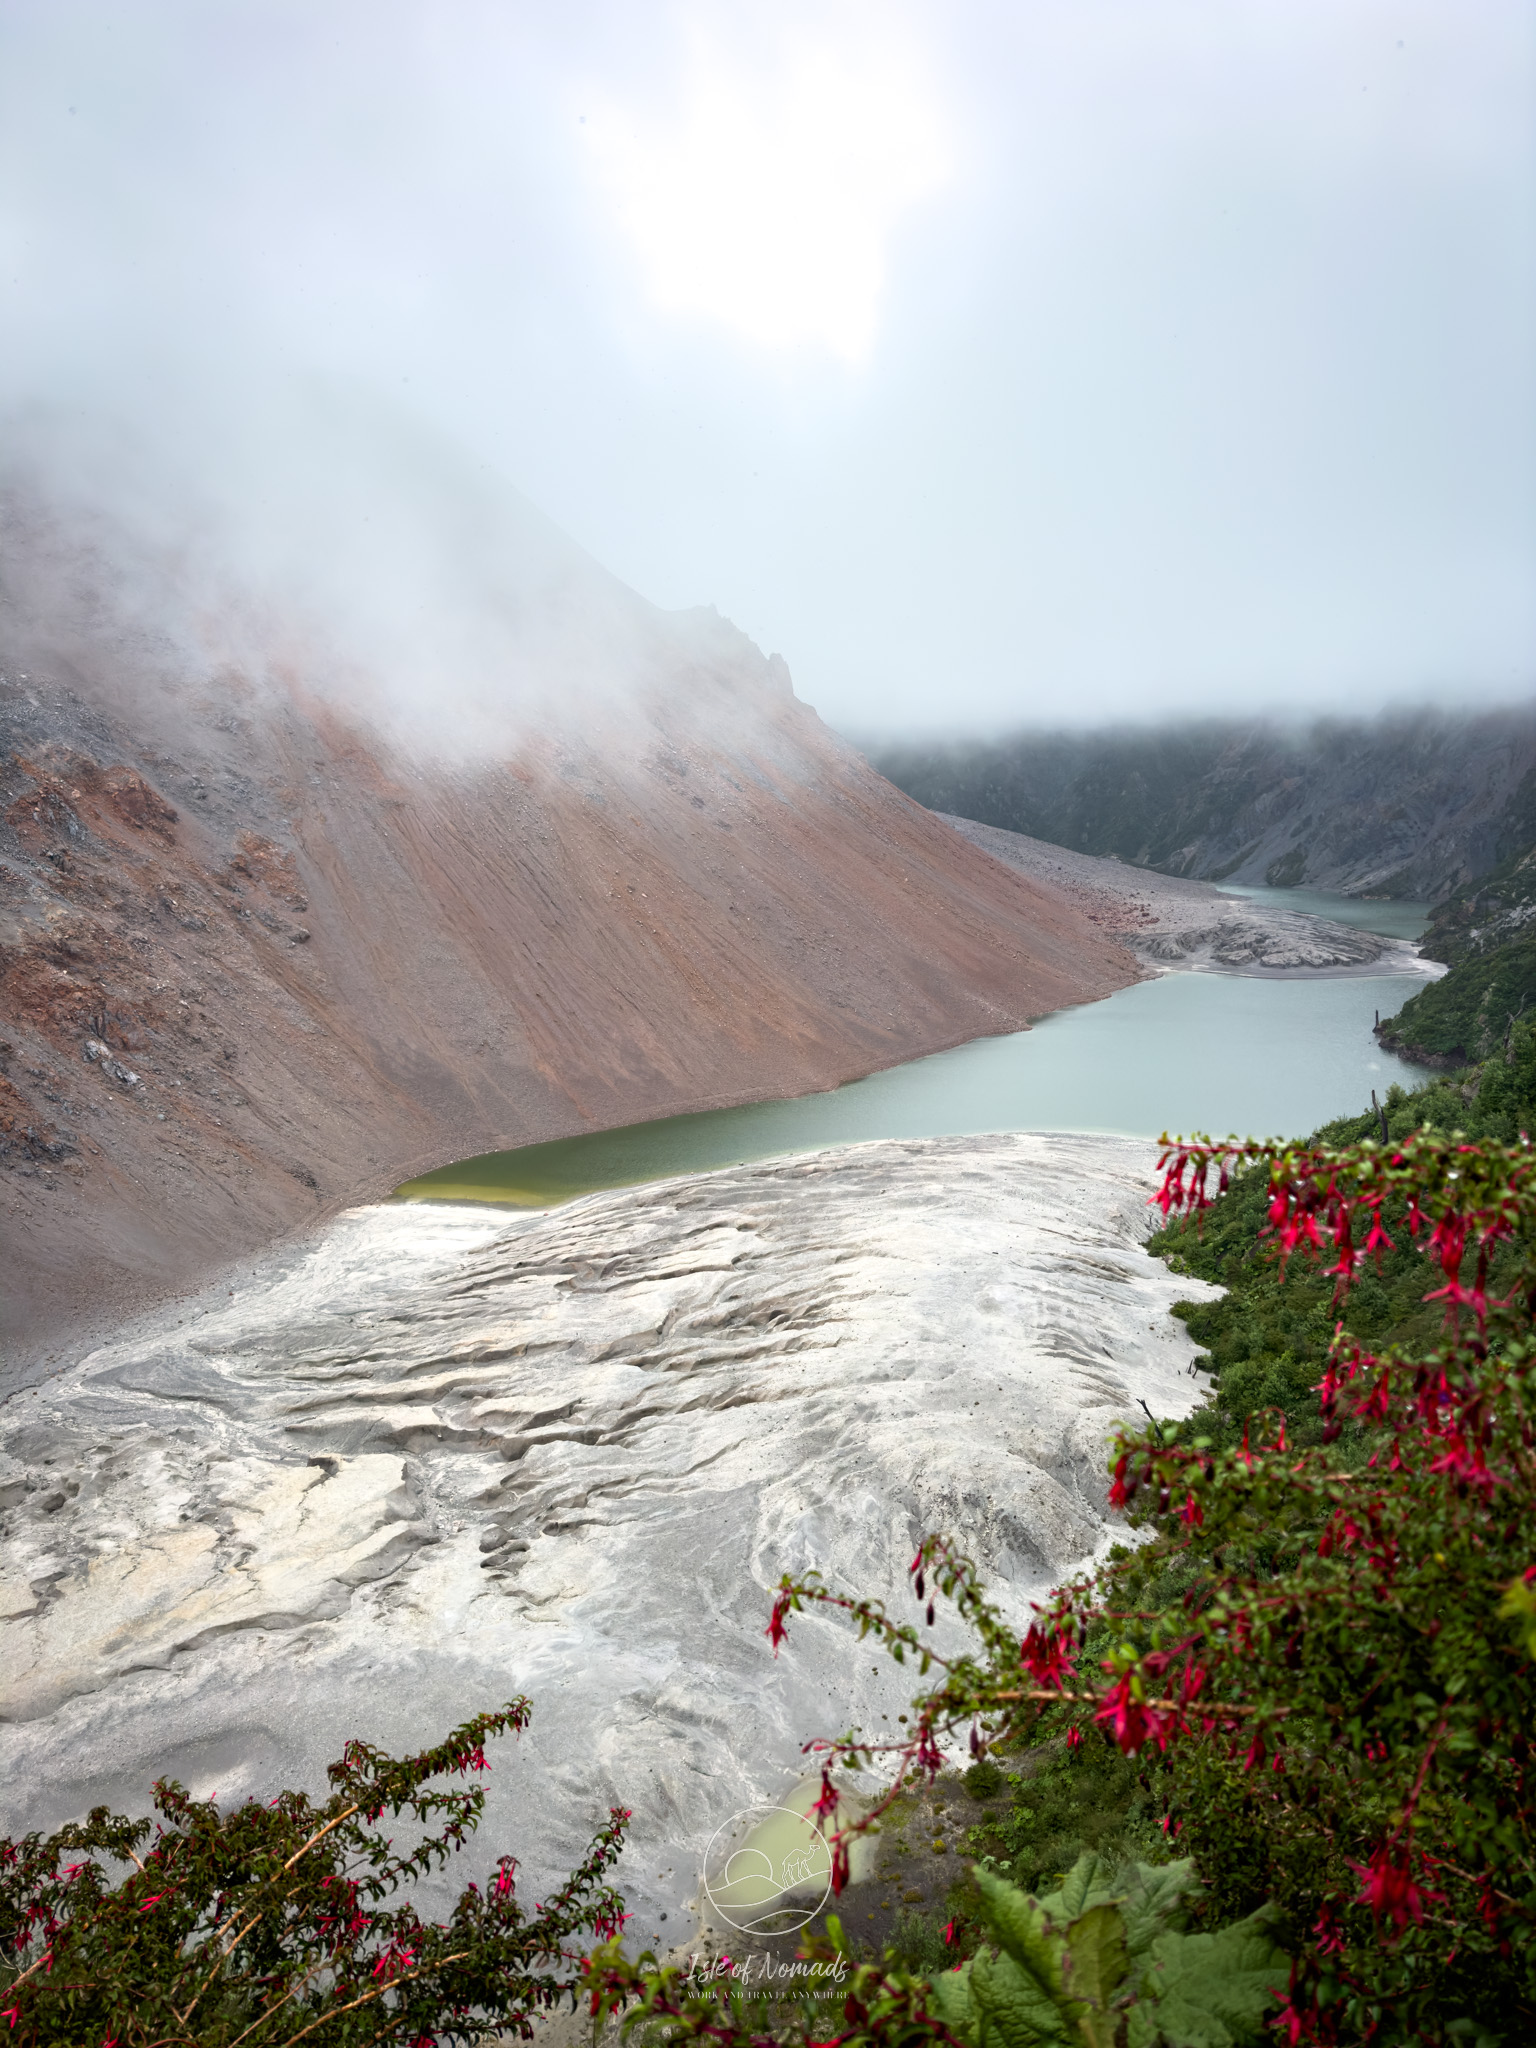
(0, 641, 1138, 1359)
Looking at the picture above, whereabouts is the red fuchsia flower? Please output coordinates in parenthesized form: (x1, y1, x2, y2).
(1327, 1209, 1357, 1282)
(1348, 1843, 1440, 1934)
(1178, 1491, 1204, 1528)
(913, 1726, 946, 1775)
(830, 1840, 851, 1895)
(1311, 1899, 1346, 1957)
(1019, 1623, 1075, 1688)
(2, 2010, 19, 2031)
(1425, 1435, 1502, 1497)
(1364, 1210, 1395, 1262)
(943, 1919, 958, 1945)
(1095, 1676, 1175, 1756)
(1108, 1453, 1132, 1511)
(493, 1858, 516, 1896)
(765, 1594, 792, 1653)
(1350, 1372, 1394, 1426)
(1318, 1512, 1364, 1559)
(812, 1771, 840, 1822)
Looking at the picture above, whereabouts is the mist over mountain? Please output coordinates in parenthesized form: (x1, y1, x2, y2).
(0, 470, 1139, 1358)
(866, 705, 1536, 902)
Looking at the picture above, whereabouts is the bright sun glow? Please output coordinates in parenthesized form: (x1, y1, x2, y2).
(582, 11, 951, 363)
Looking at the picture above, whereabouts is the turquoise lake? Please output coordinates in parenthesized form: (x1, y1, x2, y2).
(401, 899, 1435, 1207)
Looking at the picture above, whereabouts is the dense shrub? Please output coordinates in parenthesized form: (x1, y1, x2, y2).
(1152, 1022, 1536, 1451)
(1376, 938, 1536, 1065)
(0, 1703, 628, 2047)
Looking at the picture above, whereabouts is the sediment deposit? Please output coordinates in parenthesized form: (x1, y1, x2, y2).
(941, 816, 1425, 974)
(0, 629, 1138, 1357)
(0, 1132, 1215, 1941)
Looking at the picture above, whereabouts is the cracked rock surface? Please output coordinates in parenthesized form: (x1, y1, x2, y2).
(0, 1132, 1215, 1941)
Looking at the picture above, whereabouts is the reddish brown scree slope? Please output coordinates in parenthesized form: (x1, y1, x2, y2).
(0, 639, 1140, 1356)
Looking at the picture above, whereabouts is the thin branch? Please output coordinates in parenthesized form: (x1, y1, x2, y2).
(267, 1947, 475, 2048)
(281, 1802, 361, 1875)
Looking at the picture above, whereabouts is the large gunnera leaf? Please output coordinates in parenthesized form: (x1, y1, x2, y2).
(928, 1866, 1078, 2047)
(1126, 1918, 1289, 2048)
(928, 1855, 1282, 2048)
(1034, 1851, 1119, 1924)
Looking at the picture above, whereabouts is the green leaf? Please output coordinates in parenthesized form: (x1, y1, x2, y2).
(968, 1950, 1076, 2048)
(1034, 1851, 1118, 1924)
(1498, 1575, 1536, 1660)
(1063, 1902, 1128, 2011)
(1127, 1915, 1289, 2048)
(928, 1957, 980, 2039)
(973, 1864, 1074, 2006)
(931, 1949, 1076, 2048)
(1117, 1859, 1200, 1958)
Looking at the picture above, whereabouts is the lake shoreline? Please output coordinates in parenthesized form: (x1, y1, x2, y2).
(941, 814, 1433, 976)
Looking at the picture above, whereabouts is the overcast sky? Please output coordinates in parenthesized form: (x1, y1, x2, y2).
(2, 0, 1532, 736)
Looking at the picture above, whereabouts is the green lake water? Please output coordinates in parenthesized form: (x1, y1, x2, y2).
(399, 963, 1435, 1209)
(1214, 885, 1430, 942)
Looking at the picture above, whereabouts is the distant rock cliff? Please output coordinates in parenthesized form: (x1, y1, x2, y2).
(0, 628, 1138, 1356)
(869, 706, 1536, 901)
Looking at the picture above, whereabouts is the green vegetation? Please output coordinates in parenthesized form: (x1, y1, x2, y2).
(955, 1740, 1149, 1903)
(929, 1855, 1284, 2048)
(1376, 807, 1536, 1062)
(725, 1119, 1536, 2044)
(1378, 927, 1536, 1065)
(1152, 1019, 1536, 1450)
(1378, 859, 1536, 1067)
(0, 1704, 628, 2047)
(883, 1908, 952, 1977)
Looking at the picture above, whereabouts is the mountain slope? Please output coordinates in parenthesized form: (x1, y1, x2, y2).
(0, 631, 1138, 1357)
(868, 708, 1536, 900)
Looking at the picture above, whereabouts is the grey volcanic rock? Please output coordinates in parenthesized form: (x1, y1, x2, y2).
(942, 817, 1423, 976)
(0, 1133, 1214, 1941)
